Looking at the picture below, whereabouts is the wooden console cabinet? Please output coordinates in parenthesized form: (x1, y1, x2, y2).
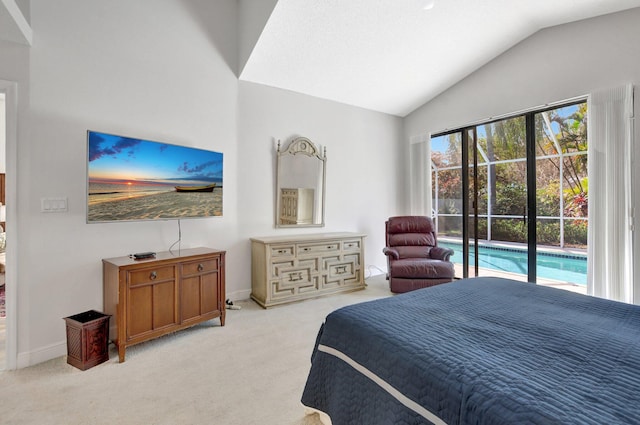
(251, 233, 366, 308)
(103, 247, 225, 362)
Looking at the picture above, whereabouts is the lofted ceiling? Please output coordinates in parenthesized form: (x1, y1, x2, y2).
(2, 1, 640, 117)
(0, 0, 31, 46)
(240, 0, 640, 117)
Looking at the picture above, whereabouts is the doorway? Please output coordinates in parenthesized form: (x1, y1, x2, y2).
(0, 79, 17, 370)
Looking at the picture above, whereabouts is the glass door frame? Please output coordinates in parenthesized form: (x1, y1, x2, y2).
(461, 127, 479, 278)
(525, 112, 537, 283)
(457, 118, 537, 282)
(431, 98, 588, 286)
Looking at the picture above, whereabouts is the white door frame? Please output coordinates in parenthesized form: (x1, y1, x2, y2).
(0, 79, 18, 370)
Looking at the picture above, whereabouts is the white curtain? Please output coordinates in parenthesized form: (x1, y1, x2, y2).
(409, 134, 431, 216)
(587, 84, 634, 303)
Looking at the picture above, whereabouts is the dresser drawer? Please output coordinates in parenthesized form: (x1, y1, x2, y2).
(297, 242, 340, 256)
(270, 257, 318, 280)
(271, 245, 295, 257)
(181, 258, 219, 276)
(329, 262, 355, 278)
(128, 265, 175, 286)
(343, 239, 362, 250)
(278, 268, 312, 288)
(324, 259, 361, 289)
(270, 271, 320, 301)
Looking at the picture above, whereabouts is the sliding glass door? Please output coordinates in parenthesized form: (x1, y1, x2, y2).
(473, 115, 531, 280)
(456, 116, 532, 280)
(430, 101, 588, 289)
(533, 104, 588, 286)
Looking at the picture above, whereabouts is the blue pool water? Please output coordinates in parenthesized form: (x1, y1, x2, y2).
(439, 241, 587, 285)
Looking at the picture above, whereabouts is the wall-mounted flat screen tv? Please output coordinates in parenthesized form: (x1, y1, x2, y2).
(87, 130, 223, 223)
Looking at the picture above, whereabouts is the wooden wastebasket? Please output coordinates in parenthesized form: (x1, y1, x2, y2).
(63, 310, 111, 370)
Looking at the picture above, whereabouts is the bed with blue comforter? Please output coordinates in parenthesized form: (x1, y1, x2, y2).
(301, 277, 640, 424)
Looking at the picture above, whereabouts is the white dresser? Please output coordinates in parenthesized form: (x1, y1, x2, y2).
(250, 232, 366, 308)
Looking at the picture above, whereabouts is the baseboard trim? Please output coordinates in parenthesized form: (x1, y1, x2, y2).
(16, 288, 253, 369)
(227, 288, 251, 302)
(17, 341, 66, 369)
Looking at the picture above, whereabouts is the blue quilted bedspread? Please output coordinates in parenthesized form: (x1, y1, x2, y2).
(301, 277, 640, 425)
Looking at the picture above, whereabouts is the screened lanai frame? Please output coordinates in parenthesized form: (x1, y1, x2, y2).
(431, 99, 588, 250)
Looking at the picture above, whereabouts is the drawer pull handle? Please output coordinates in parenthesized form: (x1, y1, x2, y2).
(336, 266, 348, 274)
(278, 249, 287, 254)
(289, 272, 303, 282)
(303, 248, 310, 251)
(149, 271, 157, 280)
(198, 263, 204, 272)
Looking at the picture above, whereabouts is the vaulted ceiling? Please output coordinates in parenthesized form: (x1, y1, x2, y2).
(2, 1, 640, 117)
(0, 0, 31, 46)
(240, 0, 640, 116)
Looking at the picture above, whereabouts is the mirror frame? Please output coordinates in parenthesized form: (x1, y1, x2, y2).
(275, 137, 327, 228)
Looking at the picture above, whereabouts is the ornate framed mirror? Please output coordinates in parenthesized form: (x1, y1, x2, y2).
(275, 137, 326, 228)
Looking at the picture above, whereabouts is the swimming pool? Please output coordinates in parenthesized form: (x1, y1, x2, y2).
(439, 241, 587, 285)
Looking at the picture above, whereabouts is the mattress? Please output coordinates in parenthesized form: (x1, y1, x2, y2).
(301, 277, 640, 425)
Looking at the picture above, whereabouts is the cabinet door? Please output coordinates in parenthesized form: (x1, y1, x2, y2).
(128, 280, 179, 339)
(180, 257, 221, 324)
(200, 270, 219, 314)
(127, 266, 178, 340)
(128, 284, 153, 337)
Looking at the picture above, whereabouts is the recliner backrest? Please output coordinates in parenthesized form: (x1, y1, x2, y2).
(386, 216, 437, 259)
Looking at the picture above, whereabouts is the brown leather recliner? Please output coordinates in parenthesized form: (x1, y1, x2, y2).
(383, 216, 455, 293)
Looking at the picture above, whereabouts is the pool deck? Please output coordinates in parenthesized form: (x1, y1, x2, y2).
(452, 264, 587, 295)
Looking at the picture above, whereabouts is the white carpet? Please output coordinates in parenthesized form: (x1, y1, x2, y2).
(0, 274, 392, 425)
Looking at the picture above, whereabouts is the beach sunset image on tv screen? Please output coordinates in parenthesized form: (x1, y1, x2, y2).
(87, 130, 223, 222)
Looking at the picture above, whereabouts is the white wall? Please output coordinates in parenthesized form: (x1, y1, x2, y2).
(237, 81, 404, 289)
(405, 8, 640, 303)
(16, 0, 239, 367)
(0, 0, 406, 368)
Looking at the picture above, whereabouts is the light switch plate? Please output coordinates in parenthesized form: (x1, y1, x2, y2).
(41, 197, 68, 213)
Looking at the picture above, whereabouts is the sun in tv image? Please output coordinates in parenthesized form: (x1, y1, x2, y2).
(87, 131, 223, 222)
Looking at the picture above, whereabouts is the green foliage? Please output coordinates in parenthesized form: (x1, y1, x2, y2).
(537, 181, 560, 217)
(438, 216, 462, 237)
(437, 217, 587, 249)
(490, 220, 562, 246)
(431, 103, 589, 250)
(492, 219, 527, 243)
(475, 219, 488, 240)
(564, 220, 588, 247)
(479, 117, 527, 161)
(537, 221, 561, 246)
(494, 183, 526, 215)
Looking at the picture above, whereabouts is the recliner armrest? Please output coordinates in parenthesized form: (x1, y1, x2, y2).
(430, 246, 454, 261)
(382, 247, 400, 260)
